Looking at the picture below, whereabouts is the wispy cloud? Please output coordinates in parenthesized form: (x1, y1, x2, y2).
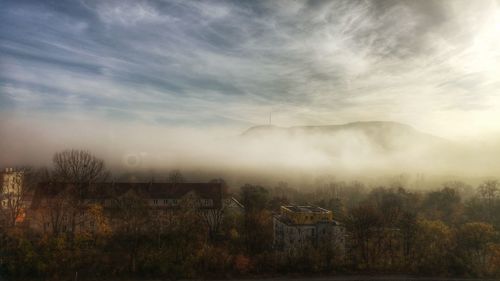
(94, 0, 174, 26)
(1, 0, 499, 139)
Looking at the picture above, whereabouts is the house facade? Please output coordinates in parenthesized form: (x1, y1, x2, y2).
(0, 168, 23, 209)
(0, 168, 30, 225)
(273, 205, 345, 253)
(28, 182, 243, 234)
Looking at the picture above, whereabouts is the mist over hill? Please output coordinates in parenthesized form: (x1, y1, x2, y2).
(242, 121, 447, 152)
(1, 117, 499, 183)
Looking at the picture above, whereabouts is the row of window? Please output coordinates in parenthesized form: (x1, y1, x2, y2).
(280, 224, 332, 236)
(150, 199, 213, 206)
(84, 198, 214, 206)
(1, 199, 18, 206)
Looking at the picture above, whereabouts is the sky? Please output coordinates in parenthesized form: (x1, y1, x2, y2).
(1, 0, 500, 175)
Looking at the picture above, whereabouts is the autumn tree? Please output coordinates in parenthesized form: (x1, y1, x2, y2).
(465, 181, 500, 228)
(346, 203, 384, 269)
(456, 222, 496, 275)
(398, 211, 418, 267)
(421, 187, 462, 224)
(240, 184, 268, 212)
(167, 169, 185, 184)
(478, 180, 499, 222)
(51, 149, 109, 237)
(239, 184, 272, 255)
(108, 190, 150, 273)
(145, 199, 206, 278)
(486, 243, 500, 276)
(413, 219, 454, 274)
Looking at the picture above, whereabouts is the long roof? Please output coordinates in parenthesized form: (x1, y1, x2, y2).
(282, 205, 330, 213)
(31, 182, 226, 209)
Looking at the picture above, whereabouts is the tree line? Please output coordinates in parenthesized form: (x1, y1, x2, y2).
(1, 149, 500, 280)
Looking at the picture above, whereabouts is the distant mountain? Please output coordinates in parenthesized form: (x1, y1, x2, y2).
(242, 121, 446, 151)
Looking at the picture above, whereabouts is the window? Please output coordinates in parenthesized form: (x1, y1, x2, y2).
(153, 199, 158, 205)
(164, 199, 168, 204)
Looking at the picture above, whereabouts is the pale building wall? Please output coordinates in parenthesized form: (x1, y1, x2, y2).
(1, 168, 24, 210)
(273, 205, 346, 254)
(280, 206, 333, 224)
(274, 216, 345, 252)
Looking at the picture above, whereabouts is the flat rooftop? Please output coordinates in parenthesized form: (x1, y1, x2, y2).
(282, 205, 330, 213)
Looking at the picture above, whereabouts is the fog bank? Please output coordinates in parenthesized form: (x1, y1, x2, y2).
(1, 115, 500, 185)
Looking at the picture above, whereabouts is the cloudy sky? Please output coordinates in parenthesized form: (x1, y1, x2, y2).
(1, 0, 500, 142)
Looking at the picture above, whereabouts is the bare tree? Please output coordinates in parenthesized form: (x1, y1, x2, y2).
(51, 150, 109, 237)
(53, 149, 109, 185)
(199, 207, 225, 241)
(477, 180, 499, 222)
(45, 188, 72, 235)
(201, 178, 229, 240)
(167, 169, 185, 184)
